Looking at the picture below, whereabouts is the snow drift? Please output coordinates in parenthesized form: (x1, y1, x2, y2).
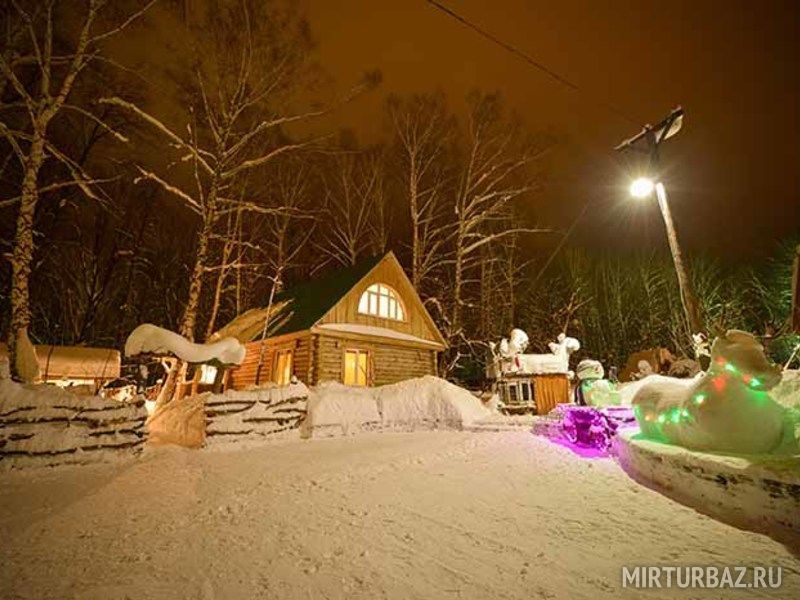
(304, 376, 490, 438)
(125, 323, 245, 365)
(0, 379, 147, 469)
(375, 376, 490, 430)
(303, 382, 381, 437)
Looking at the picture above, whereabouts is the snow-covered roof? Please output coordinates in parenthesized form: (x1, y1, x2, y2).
(0, 343, 120, 380)
(313, 323, 444, 348)
(214, 256, 384, 342)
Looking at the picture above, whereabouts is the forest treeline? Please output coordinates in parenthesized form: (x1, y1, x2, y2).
(1, 0, 797, 383)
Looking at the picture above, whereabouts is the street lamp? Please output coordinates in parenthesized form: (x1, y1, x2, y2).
(629, 177, 655, 199)
(616, 107, 704, 340)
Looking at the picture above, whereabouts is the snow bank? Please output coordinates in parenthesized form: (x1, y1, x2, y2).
(615, 428, 800, 545)
(205, 382, 308, 447)
(0, 379, 147, 469)
(375, 376, 489, 430)
(303, 376, 490, 438)
(303, 382, 380, 437)
(125, 323, 245, 365)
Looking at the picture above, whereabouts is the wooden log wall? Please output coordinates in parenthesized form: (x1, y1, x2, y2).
(229, 335, 312, 390)
(314, 334, 437, 386)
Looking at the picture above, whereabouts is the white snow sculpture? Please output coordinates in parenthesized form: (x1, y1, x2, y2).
(489, 330, 579, 376)
(632, 330, 785, 454)
(517, 333, 580, 375)
(493, 328, 529, 359)
(125, 324, 245, 366)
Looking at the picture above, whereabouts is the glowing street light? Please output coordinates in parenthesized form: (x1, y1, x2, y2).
(629, 177, 655, 199)
(616, 107, 704, 340)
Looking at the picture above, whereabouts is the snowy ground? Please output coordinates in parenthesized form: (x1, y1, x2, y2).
(1, 431, 798, 599)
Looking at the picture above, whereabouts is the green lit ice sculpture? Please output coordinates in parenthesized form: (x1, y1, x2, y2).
(632, 330, 786, 454)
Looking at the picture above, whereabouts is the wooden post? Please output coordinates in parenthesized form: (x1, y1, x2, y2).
(655, 183, 704, 336)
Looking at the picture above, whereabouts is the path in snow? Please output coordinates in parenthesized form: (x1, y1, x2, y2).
(1, 431, 798, 599)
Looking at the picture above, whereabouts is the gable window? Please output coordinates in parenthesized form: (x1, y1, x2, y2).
(273, 349, 293, 385)
(343, 349, 370, 386)
(357, 283, 405, 321)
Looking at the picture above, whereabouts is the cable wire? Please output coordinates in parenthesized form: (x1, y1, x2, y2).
(426, 0, 641, 126)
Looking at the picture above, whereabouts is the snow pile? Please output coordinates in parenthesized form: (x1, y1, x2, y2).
(304, 376, 490, 438)
(205, 382, 308, 447)
(125, 323, 245, 365)
(633, 330, 785, 454)
(303, 382, 381, 437)
(375, 376, 489, 430)
(0, 379, 147, 469)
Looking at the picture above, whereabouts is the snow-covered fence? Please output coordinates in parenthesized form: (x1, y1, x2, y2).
(0, 379, 147, 469)
(204, 382, 309, 447)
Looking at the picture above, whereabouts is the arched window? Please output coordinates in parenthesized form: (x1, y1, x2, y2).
(357, 283, 406, 321)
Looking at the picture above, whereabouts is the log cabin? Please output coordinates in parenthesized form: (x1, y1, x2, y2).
(214, 252, 446, 389)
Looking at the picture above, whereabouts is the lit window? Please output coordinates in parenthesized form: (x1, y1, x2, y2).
(343, 349, 370, 386)
(357, 284, 405, 321)
(273, 349, 293, 385)
(199, 364, 218, 385)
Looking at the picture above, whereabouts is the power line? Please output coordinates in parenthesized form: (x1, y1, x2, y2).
(426, 0, 641, 126)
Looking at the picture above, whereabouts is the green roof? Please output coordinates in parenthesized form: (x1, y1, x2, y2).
(269, 254, 383, 337)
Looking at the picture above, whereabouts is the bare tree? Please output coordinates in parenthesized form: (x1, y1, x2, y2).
(388, 93, 453, 292)
(253, 165, 316, 384)
(442, 92, 550, 375)
(317, 152, 382, 268)
(364, 149, 391, 256)
(0, 0, 155, 381)
(101, 2, 377, 400)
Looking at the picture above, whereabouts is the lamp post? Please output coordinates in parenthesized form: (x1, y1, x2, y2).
(616, 107, 704, 340)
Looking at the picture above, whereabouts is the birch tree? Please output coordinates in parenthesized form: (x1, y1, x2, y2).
(442, 92, 550, 375)
(388, 93, 453, 292)
(253, 165, 316, 384)
(0, 0, 155, 381)
(317, 152, 382, 268)
(101, 1, 377, 400)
